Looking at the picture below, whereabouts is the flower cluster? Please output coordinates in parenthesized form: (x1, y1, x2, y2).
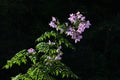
(49, 11, 91, 43)
(49, 17, 64, 33)
(68, 11, 85, 23)
(66, 27, 83, 43)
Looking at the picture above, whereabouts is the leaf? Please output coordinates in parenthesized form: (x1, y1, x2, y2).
(3, 49, 27, 69)
(36, 42, 49, 53)
(56, 70, 59, 76)
(50, 61, 79, 79)
(62, 73, 65, 78)
(36, 31, 57, 42)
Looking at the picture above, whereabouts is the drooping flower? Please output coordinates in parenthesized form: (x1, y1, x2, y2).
(49, 17, 57, 28)
(77, 27, 85, 34)
(71, 32, 82, 43)
(77, 23, 86, 33)
(27, 48, 35, 53)
(81, 16, 85, 21)
(49, 21, 57, 28)
(52, 17, 56, 22)
(85, 20, 91, 28)
(74, 35, 83, 43)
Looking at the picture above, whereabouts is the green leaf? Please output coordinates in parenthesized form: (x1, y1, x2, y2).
(3, 49, 27, 69)
(56, 70, 59, 76)
(36, 42, 49, 53)
(36, 31, 57, 42)
(62, 73, 65, 78)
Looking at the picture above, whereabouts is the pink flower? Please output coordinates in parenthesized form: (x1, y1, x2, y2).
(75, 35, 82, 43)
(77, 23, 86, 33)
(70, 32, 83, 43)
(52, 17, 56, 22)
(81, 16, 85, 21)
(27, 48, 35, 53)
(66, 27, 75, 36)
(68, 13, 77, 23)
(49, 21, 57, 28)
(76, 11, 83, 19)
(85, 20, 91, 28)
(49, 11, 91, 43)
(49, 17, 57, 28)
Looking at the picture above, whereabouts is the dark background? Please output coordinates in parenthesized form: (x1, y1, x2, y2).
(0, 0, 120, 80)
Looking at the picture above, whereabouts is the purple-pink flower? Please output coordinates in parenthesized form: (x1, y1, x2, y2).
(74, 35, 83, 43)
(76, 11, 83, 19)
(49, 21, 57, 28)
(85, 20, 91, 28)
(68, 13, 77, 23)
(68, 11, 87, 23)
(49, 17, 57, 28)
(27, 48, 35, 53)
(52, 17, 56, 22)
(71, 32, 83, 43)
(65, 27, 83, 43)
(66, 27, 75, 36)
(77, 23, 86, 33)
(81, 16, 85, 21)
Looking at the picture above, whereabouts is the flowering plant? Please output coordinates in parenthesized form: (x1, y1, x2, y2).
(3, 11, 91, 80)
